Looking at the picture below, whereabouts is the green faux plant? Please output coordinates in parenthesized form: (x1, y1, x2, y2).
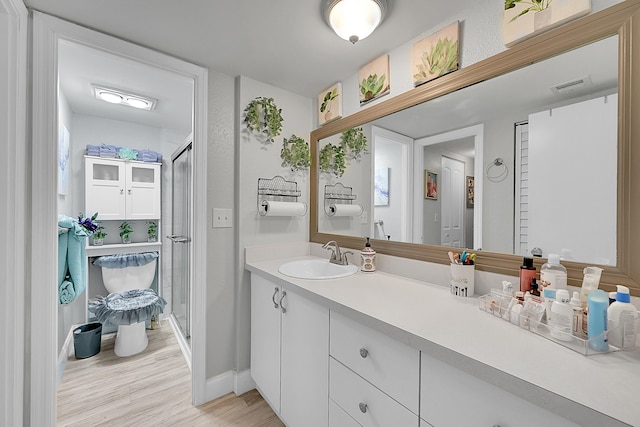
(119, 221, 133, 240)
(360, 74, 387, 103)
(280, 134, 310, 171)
(147, 221, 158, 239)
(319, 143, 346, 178)
(341, 127, 368, 160)
(243, 96, 284, 143)
(505, 0, 553, 23)
(414, 37, 459, 82)
(93, 225, 107, 240)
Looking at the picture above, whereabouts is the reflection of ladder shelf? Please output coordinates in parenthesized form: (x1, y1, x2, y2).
(324, 183, 362, 216)
(257, 176, 306, 216)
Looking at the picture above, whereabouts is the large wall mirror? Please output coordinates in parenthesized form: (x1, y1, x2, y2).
(310, 1, 640, 295)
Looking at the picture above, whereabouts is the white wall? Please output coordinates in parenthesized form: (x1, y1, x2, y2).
(236, 75, 313, 371)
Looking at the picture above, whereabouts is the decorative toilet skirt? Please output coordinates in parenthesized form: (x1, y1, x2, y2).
(89, 289, 166, 325)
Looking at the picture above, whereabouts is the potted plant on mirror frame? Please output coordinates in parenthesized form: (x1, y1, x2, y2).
(147, 221, 158, 243)
(92, 225, 107, 246)
(119, 221, 133, 244)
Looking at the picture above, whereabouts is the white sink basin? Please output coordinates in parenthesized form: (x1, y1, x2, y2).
(278, 259, 358, 280)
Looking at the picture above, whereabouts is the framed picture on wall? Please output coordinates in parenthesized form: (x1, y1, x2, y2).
(412, 21, 460, 87)
(359, 54, 390, 105)
(425, 170, 438, 200)
(466, 176, 475, 208)
(374, 167, 390, 206)
(318, 82, 342, 126)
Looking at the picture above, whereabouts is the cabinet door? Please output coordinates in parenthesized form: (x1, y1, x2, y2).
(280, 286, 329, 427)
(250, 275, 282, 413)
(85, 157, 126, 219)
(126, 163, 161, 219)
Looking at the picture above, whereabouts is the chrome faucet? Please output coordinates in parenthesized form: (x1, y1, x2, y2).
(322, 240, 353, 266)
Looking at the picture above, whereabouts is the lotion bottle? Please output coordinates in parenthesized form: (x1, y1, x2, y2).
(540, 254, 567, 290)
(360, 237, 376, 272)
(587, 289, 609, 352)
(570, 291, 585, 338)
(607, 285, 638, 350)
(550, 289, 573, 341)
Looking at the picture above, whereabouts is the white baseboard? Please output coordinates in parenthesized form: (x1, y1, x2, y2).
(204, 369, 256, 402)
(56, 325, 78, 386)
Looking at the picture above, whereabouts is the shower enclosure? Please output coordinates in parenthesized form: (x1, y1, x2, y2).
(169, 142, 192, 340)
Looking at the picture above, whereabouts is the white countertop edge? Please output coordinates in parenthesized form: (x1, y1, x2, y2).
(245, 252, 638, 427)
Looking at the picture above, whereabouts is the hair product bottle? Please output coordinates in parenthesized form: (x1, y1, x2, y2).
(520, 257, 536, 293)
(540, 254, 567, 290)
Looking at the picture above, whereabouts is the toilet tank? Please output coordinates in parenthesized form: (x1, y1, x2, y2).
(94, 252, 158, 294)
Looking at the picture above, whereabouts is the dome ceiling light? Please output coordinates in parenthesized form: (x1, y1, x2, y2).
(324, 0, 388, 44)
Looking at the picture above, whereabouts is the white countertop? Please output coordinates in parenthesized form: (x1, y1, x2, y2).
(246, 252, 640, 427)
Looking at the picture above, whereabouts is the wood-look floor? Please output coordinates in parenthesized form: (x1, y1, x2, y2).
(57, 323, 284, 426)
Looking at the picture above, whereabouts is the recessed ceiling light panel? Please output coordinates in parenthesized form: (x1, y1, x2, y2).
(92, 84, 157, 110)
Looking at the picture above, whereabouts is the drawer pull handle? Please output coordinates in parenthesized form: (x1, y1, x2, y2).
(280, 290, 287, 313)
(359, 348, 369, 358)
(272, 287, 279, 309)
(359, 402, 368, 413)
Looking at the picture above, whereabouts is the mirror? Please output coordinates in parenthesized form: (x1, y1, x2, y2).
(310, 1, 640, 295)
(317, 36, 618, 265)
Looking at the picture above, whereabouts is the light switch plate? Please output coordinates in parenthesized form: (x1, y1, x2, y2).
(213, 208, 232, 228)
(360, 210, 368, 225)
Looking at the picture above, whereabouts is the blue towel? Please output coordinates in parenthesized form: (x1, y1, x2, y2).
(59, 280, 76, 304)
(57, 215, 88, 304)
(93, 252, 159, 269)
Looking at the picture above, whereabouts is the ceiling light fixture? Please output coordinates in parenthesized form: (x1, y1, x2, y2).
(92, 85, 157, 111)
(324, 0, 388, 44)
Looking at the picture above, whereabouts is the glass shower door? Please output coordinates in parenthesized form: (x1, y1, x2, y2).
(169, 144, 192, 340)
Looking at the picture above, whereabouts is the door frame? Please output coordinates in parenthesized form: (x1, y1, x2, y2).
(0, 0, 28, 425)
(31, 12, 208, 425)
(413, 124, 483, 248)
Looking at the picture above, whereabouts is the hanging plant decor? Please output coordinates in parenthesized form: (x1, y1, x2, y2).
(280, 134, 310, 171)
(319, 143, 346, 178)
(243, 96, 284, 143)
(341, 127, 368, 160)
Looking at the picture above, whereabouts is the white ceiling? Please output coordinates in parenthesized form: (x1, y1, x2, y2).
(27, 0, 472, 99)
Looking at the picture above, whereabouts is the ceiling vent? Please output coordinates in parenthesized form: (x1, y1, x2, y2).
(549, 75, 592, 96)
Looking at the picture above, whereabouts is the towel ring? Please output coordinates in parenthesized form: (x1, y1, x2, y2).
(486, 158, 508, 182)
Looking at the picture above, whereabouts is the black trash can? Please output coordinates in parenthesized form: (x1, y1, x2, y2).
(73, 322, 102, 359)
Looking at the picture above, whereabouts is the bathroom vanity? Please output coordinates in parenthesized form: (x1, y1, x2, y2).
(246, 244, 640, 427)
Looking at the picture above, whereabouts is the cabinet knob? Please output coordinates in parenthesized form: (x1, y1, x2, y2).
(271, 287, 279, 309)
(359, 348, 369, 358)
(358, 402, 368, 413)
(120, 189, 124, 194)
(128, 189, 132, 195)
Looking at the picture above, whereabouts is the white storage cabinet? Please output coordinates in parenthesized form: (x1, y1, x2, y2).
(250, 274, 329, 427)
(85, 156, 161, 220)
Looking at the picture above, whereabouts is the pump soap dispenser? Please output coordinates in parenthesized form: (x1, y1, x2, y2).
(360, 237, 376, 272)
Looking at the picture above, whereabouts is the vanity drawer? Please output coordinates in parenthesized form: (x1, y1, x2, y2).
(330, 310, 420, 413)
(329, 398, 361, 427)
(330, 357, 417, 427)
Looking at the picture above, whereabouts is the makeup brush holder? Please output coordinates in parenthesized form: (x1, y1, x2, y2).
(450, 263, 475, 297)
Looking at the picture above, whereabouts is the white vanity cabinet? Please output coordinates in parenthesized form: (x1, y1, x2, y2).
(250, 274, 329, 427)
(329, 310, 420, 426)
(85, 157, 161, 220)
(420, 352, 579, 427)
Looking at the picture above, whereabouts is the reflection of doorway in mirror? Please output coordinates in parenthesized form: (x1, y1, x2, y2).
(440, 156, 465, 248)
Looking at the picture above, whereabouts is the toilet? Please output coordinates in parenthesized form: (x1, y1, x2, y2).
(92, 252, 163, 357)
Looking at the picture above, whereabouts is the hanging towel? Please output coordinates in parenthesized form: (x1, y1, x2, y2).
(57, 215, 88, 304)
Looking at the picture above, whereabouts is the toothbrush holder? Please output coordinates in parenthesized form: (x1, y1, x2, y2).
(450, 263, 475, 297)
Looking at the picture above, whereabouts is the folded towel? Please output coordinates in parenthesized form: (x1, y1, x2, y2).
(59, 280, 76, 304)
(57, 215, 88, 304)
(94, 251, 159, 269)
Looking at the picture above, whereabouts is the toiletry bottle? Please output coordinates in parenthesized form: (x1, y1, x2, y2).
(520, 257, 536, 293)
(530, 278, 540, 297)
(540, 254, 567, 290)
(550, 289, 573, 341)
(587, 289, 609, 351)
(580, 266, 603, 307)
(542, 287, 556, 322)
(360, 237, 376, 272)
(607, 285, 639, 350)
(570, 291, 585, 338)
